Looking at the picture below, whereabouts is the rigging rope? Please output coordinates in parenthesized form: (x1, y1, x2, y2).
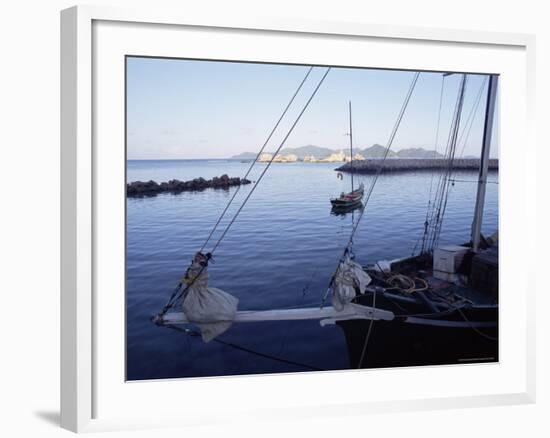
(208, 68, 331, 255)
(425, 74, 468, 252)
(426, 77, 465, 235)
(163, 323, 324, 370)
(428, 75, 446, 200)
(457, 76, 489, 158)
(344, 72, 420, 250)
(357, 288, 376, 368)
(155, 68, 331, 319)
(321, 72, 420, 308)
(416, 74, 487, 255)
(415, 74, 445, 256)
(429, 75, 468, 250)
(200, 66, 314, 252)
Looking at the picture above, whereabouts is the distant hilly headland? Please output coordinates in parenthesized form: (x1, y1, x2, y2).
(230, 144, 446, 161)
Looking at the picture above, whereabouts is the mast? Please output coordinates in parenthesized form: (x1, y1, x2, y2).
(471, 75, 498, 252)
(349, 101, 354, 192)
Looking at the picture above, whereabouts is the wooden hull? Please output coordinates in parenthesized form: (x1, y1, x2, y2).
(336, 250, 498, 369)
(330, 198, 363, 209)
(331, 202, 363, 215)
(330, 185, 364, 209)
(338, 308, 498, 368)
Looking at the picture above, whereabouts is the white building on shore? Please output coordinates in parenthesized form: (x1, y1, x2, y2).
(320, 150, 347, 162)
(273, 153, 298, 162)
(258, 153, 273, 162)
(344, 153, 366, 162)
(259, 151, 364, 163)
(258, 153, 298, 163)
(303, 155, 318, 162)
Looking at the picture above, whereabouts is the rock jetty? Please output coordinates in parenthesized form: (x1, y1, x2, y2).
(127, 174, 251, 197)
(336, 158, 498, 174)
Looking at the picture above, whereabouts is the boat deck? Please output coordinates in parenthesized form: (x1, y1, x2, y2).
(365, 245, 499, 308)
(424, 275, 497, 306)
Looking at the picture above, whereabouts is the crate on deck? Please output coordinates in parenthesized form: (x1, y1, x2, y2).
(433, 245, 469, 284)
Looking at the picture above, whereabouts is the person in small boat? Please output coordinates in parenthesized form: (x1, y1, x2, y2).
(181, 251, 239, 342)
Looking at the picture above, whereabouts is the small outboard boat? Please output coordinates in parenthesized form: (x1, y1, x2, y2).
(330, 183, 364, 208)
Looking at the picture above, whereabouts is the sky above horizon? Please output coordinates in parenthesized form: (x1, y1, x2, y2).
(126, 57, 498, 160)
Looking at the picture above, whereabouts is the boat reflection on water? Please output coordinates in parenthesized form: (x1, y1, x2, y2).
(330, 201, 363, 216)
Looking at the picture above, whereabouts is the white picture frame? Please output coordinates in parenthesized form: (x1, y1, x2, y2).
(60, 4, 536, 433)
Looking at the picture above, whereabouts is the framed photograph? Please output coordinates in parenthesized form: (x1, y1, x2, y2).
(61, 5, 536, 432)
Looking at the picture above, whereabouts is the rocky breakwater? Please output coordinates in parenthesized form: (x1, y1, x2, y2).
(127, 174, 251, 197)
(336, 158, 499, 174)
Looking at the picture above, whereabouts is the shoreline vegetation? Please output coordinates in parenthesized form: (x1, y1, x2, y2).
(127, 174, 251, 197)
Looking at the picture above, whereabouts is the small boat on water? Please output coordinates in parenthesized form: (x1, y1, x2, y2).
(330, 101, 364, 211)
(330, 183, 364, 208)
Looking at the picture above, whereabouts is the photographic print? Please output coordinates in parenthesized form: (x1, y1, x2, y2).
(125, 57, 498, 381)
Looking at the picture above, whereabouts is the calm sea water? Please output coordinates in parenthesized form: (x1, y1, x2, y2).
(126, 159, 498, 380)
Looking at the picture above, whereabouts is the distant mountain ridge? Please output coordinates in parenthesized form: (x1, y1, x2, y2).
(230, 144, 445, 160)
(230, 152, 258, 160)
(278, 145, 335, 158)
(357, 144, 397, 158)
(396, 147, 444, 159)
